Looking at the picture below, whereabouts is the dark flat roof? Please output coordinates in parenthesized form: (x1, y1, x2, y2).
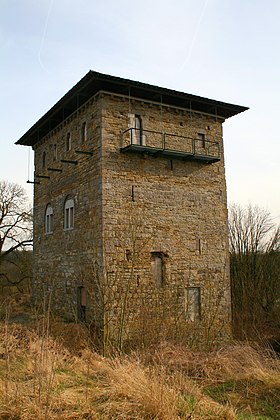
(16, 70, 249, 146)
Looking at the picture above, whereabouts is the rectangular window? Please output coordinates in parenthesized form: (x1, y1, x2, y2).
(81, 122, 87, 142)
(196, 238, 202, 254)
(65, 208, 70, 229)
(53, 144, 57, 161)
(128, 114, 146, 146)
(151, 252, 165, 286)
(69, 206, 74, 228)
(66, 133, 71, 151)
(185, 287, 201, 322)
(42, 151, 46, 168)
(77, 286, 86, 322)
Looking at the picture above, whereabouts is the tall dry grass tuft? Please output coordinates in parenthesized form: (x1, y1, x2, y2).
(1, 319, 279, 419)
(201, 344, 280, 385)
(92, 358, 181, 419)
(73, 349, 236, 419)
(136, 341, 280, 385)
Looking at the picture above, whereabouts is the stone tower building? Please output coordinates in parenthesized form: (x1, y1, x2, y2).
(17, 71, 247, 349)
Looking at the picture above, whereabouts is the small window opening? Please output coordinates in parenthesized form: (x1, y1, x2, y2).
(53, 144, 57, 161)
(197, 133, 206, 148)
(170, 160, 173, 171)
(126, 249, 131, 261)
(185, 287, 201, 322)
(196, 238, 202, 254)
(131, 185, 135, 202)
(151, 252, 165, 287)
(77, 286, 86, 322)
(180, 122, 183, 126)
(81, 122, 87, 142)
(66, 133, 71, 151)
(42, 151, 46, 168)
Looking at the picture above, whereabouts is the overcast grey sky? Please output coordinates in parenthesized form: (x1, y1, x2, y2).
(1, 0, 279, 221)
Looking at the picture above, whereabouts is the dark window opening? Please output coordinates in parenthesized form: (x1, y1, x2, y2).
(53, 144, 57, 161)
(197, 133, 206, 148)
(77, 286, 87, 322)
(81, 122, 87, 142)
(66, 132, 71, 151)
(126, 249, 131, 261)
(42, 151, 46, 168)
(196, 238, 202, 254)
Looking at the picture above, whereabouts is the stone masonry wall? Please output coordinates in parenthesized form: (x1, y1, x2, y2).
(100, 93, 231, 347)
(32, 95, 103, 318)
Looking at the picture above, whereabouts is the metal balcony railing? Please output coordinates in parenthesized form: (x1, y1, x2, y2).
(121, 128, 220, 163)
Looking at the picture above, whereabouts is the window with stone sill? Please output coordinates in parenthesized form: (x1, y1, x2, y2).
(64, 197, 74, 230)
(45, 204, 54, 234)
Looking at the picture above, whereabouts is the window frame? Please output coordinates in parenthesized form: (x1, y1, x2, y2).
(45, 204, 54, 234)
(64, 197, 74, 230)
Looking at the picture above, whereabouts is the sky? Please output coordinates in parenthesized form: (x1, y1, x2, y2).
(1, 0, 279, 223)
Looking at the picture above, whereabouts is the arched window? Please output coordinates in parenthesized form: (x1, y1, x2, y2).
(81, 122, 87, 142)
(45, 204, 53, 234)
(64, 197, 74, 230)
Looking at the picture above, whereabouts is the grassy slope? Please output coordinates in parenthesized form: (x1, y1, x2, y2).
(0, 318, 280, 420)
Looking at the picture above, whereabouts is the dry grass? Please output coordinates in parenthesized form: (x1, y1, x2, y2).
(0, 322, 279, 419)
(144, 341, 280, 384)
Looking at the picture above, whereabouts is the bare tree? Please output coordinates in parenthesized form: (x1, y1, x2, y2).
(0, 180, 32, 287)
(228, 203, 280, 339)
